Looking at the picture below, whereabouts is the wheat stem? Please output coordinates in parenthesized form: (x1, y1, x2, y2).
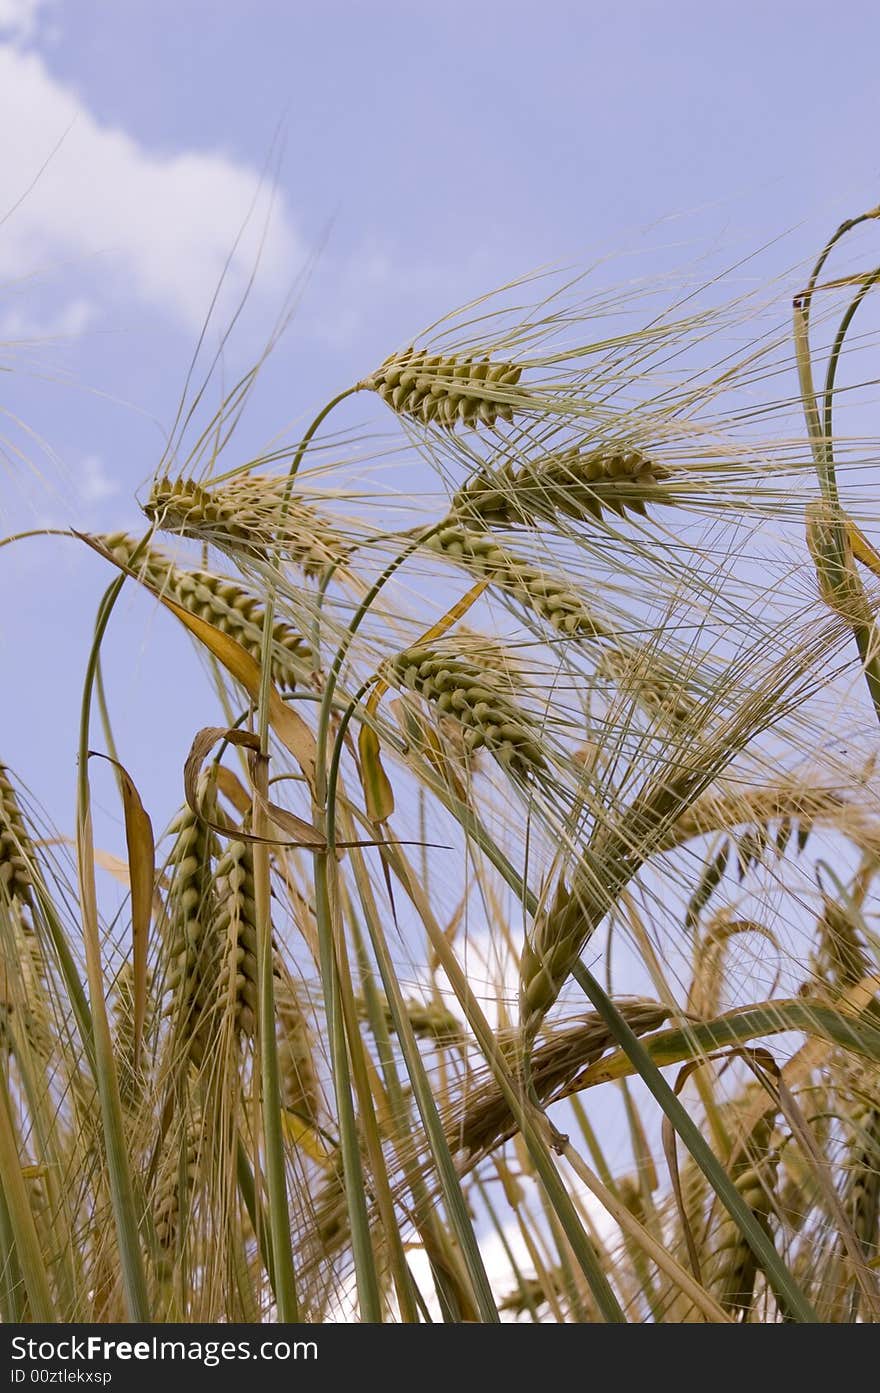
(76, 575, 151, 1321)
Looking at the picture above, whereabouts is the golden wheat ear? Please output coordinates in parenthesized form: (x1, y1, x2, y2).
(386, 645, 546, 778)
(364, 348, 525, 430)
(450, 445, 670, 528)
(95, 532, 313, 687)
(144, 474, 350, 582)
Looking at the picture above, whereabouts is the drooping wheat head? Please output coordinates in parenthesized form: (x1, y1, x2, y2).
(144, 475, 350, 582)
(449, 1000, 672, 1159)
(702, 1095, 779, 1318)
(0, 763, 36, 913)
(0, 765, 52, 1062)
(385, 645, 546, 778)
(96, 533, 312, 688)
(423, 524, 611, 640)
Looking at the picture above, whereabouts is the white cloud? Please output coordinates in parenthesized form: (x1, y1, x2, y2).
(79, 454, 117, 503)
(0, 0, 52, 43)
(402, 1177, 618, 1322)
(0, 47, 306, 330)
(0, 295, 94, 342)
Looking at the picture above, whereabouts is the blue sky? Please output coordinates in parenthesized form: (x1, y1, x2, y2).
(1, 0, 879, 845)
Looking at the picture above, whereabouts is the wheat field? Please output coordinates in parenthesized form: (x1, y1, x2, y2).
(2, 210, 880, 1323)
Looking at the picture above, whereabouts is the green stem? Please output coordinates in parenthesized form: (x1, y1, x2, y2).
(0, 1181, 24, 1323)
(312, 852, 382, 1319)
(570, 961, 819, 1323)
(235, 1132, 276, 1298)
(344, 835, 500, 1321)
(380, 840, 624, 1322)
(821, 264, 880, 449)
(249, 395, 365, 1319)
(795, 217, 880, 726)
(306, 524, 448, 1318)
(0, 1062, 53, 1320)
(251, 386, 367, 1318)
(346, 854, 478, 1321)
(76, 574, 151, 1321)
(251, 755, 299, 1320)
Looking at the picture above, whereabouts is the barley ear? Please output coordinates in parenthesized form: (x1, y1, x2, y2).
(365, 348, 526, 430)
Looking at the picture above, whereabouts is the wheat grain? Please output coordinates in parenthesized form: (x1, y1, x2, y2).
(98, 533, 312, 688)
(386, 645, 545, 777)
(365, 347, 525, 430)
(450, 445, 668, 527)
(164, 787, 221, 1065)
(212, 837, 260, 1038)
(424, 524, 609, 639)
(144, 475, 348, 581)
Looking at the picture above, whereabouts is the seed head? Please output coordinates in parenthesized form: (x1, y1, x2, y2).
(387, 645, 545, 777)
(365, 347, 525, 430)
